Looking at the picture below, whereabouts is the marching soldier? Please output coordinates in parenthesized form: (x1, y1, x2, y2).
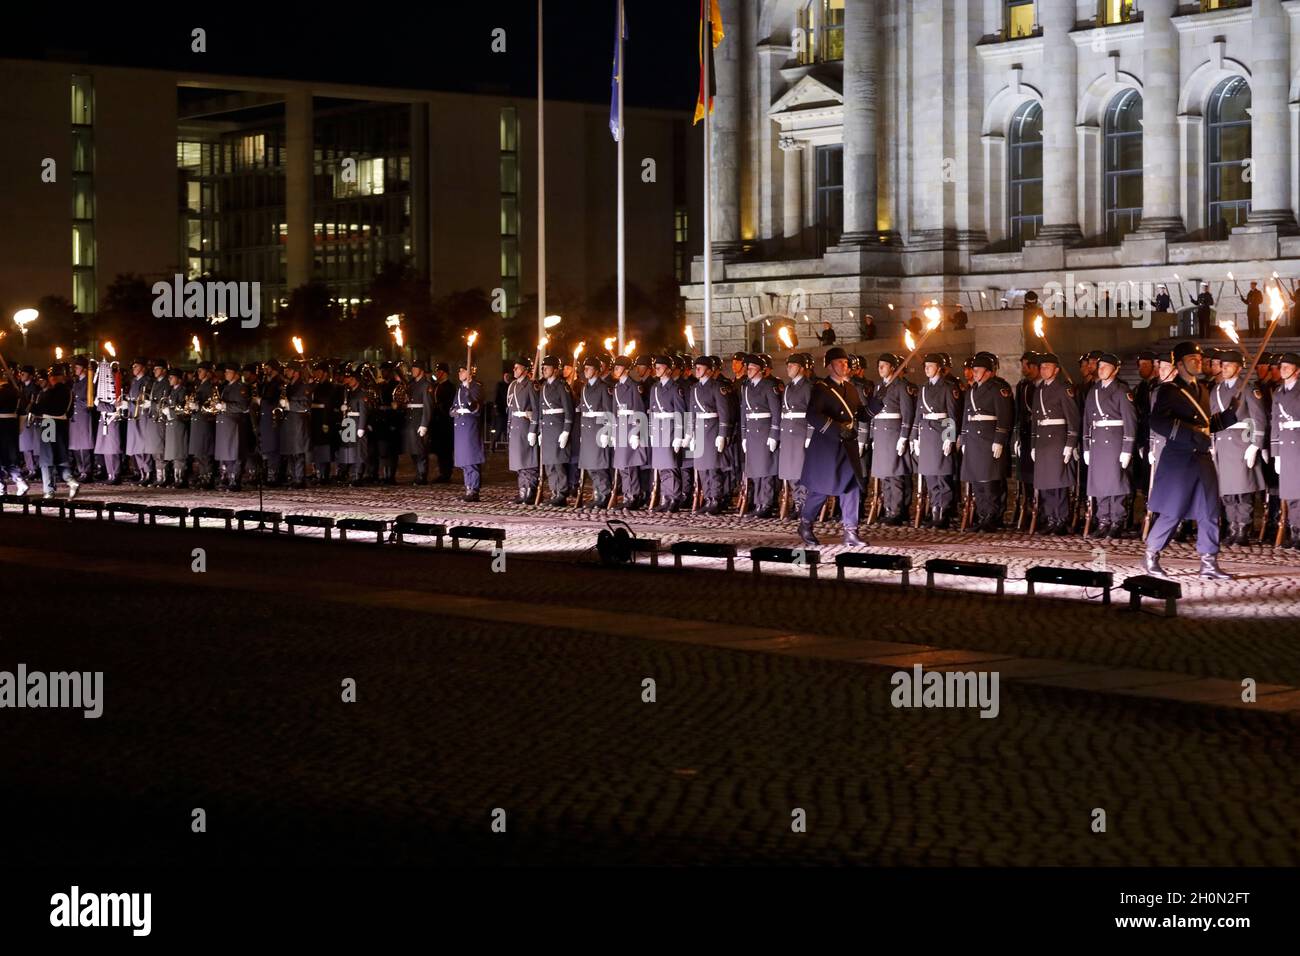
(739, 354, 782, 518)
(403, 359, 434, 484)
(1029, 353, 1080, 535)
(534, 354, 574, 506)
(577, 355, 614, 509)
(188, 361, 219, 488)
(161, 366, 190, 487)
(611, 355, 648, 510)
(214, 362, 252, 491)
(452, 362, 485, 502)
(797, 347, 866, 548)
(146, 360, 170, 486)
(32, 364, 79, 499)
(648, 355, 686, 512)
(335, 364, 369, 487)
(1211, 347, 1268, 544)
(1269, 352, 1300, 548)
(507, 357, 540, 504)
(686, 355, 731, 514)
(912, 353, 961, 528)
(868, 353, 916, 525)
(125, 358, 153, 484)
(778, 352, 814, 519)
(279, 360, 313, 488)
(1081, 353, 1136, 539)
(1143, 342, 1237, 579)
(959, 352, 1014, 531)
(68, 356, 95, 482)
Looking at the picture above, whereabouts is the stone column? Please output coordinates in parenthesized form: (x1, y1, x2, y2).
(841, 0, 878, 240)
(1137, 0, 1183, 234)
(285, 89, 314, 291)
(1246, 0, 1296, 229)
(711, 0, 743, 252)
(780, 136, 804, 245)
(1035, 0, 1081, 241)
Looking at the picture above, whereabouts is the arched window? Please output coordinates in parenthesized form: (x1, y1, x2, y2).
(1206, 76, 1251, 238)
(1104, 89, 1142, 243)
(1008, 101, 1043, 249)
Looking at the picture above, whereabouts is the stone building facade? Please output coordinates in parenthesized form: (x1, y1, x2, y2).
(684, 0, 1300, 363)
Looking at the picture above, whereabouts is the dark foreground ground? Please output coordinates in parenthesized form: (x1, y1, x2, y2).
(1, 511, 1299, 870)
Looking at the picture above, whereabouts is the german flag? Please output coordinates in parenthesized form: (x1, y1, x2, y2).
(693, 0, 725, 125)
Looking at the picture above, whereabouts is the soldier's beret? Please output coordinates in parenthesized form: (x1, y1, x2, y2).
(1277, 351, 1300, 366)
(971, 353, 996, 371)
(1019, 351, 1040, 364)
(634, 355, 653, 369)
(1172, 341, 1202, 363)
(1096, 352, 1120, 367)
(923, 352, 945, 365)
(197, 361, 214, 371)
(541, 354, 560, 368)
(1218, 349, 1245, 365)
(877, 352, 901, 368)
(72, 354, 91, 369)
(435, 362, 450, 374)
(1137, 350, 1157, 362)
(1037, 352, 1060, 367)
(823, 347, 848, 366)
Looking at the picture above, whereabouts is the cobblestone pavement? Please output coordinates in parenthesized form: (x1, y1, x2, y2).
(1, 516, 1299, 866)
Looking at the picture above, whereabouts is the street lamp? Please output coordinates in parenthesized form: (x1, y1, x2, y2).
(13, 309, 38, 350)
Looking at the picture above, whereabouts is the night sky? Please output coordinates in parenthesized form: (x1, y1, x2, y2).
(3, 0, 701, 111)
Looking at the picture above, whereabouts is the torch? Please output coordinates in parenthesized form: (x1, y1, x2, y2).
(1032, 313, 1073, 385)
(466, 330, 479, 375)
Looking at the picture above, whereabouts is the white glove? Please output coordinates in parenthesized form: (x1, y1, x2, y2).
(1030, 447, 1036, 462)
(896, 437, 906, 457)
(279, 398, 290, 409)
(1245, 444, 1259, 469)
(1083, 450, 1090, 467)
(558, 431, 569, 449)
(742, 439, 747, 454)
(942, 440, 952, 457)
(597, 432, 610, 448)
(804, 437, 811, 448)
(1119, 451, 1131, 469)
(992, 443, 1004, 460)
(417, 425, 428, 438)
(715, 435, 725, 453)
(910, 439, 920, 457)
(671, 436, 683, 451)
(767, 436, 777, 453)
(1063, 446, 1074, 465)
(526, 431, 537, 447)
(628, 432, 639, 449)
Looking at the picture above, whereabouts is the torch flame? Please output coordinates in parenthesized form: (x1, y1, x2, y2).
(292, 336, 304, 355)
(1220, 322, 1241, 345)
(1032, 314, 1045, 339)
(1268, 284, 1285, 323)
(684, 325, 695, 348)
(777, 326, 793, 349)
(904, 329, 917, 351)
(467, 331, 479, 348)
(104, 341, 116, 358)
(624, 339, 637, 355)
(922, 305, 941, 330)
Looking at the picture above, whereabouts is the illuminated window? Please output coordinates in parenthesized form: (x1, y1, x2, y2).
(1099, 0, 1137, 25)
(1206, 76, 1251, 238)
(1006, 0, 1035, 39)
(1104, 90, 1142, 243)
(1008, 101, 1043, 248)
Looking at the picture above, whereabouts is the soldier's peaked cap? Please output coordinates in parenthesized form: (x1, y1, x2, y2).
(1173, 341, 1203, 362)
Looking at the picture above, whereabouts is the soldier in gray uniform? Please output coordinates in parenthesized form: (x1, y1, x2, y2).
(686, 355, 731, 514)
(533, 354, 574, 506)
(911, 352, 961, 528)
(215, 363, 252, 491)
(187, 361, 218, 488)
(335, 364, 369, 486)
(279, 361, 313, 488)
(67, 356, 95, 481)
(452, 363, 485, 501)
(146, 360, 170, 486)
(868, 353, 917, 525)
(1269, 352, 1300, 548)
(402, 359, 434, 484)
(507, 357, 540, 503)
(576, 355, 614, 508)
(1211, 347, 1268, 544)
(959, 352, 1014, 531)
(647, 355, 686, 512)
(1082, 353, 1136, 539)
(1029, 353, 1081, 534)
(739, 354, 782, 517)
(124, 359, 153, 484)
(161, 367, 190, 487)
(610, 355, 648, 510)
(778, 352, 814, 518)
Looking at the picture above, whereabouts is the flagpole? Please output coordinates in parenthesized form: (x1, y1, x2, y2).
(702, 7, 713, 355)
(616, 0, 626, 354)
(537, 0, 546, 358)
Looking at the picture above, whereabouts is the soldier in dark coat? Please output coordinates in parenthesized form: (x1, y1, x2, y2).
(1269, 352, 1300, 548)
(1211, 347, 1268, 544)
(124, 359, 153, 483)
(778, 353, 814, 518)
(335, 365, 369, 486)
(278, 362, 313, 488)
(506, 358, 540, 503)
(738, 354, 782, 517)
(1029, 354, 1081, 534)
(867, 353, 917, 524)
(67, 356, 95, 481)
(959, 352, 1014, 531)
(1143, 342, 1238, 579)
(611, 355, 648, 510)
(432, 363, 456, 483)
(797, 348, 866, 548)
(452, 364, 485, 501)
(685, 356, 731, 514)
(647, 355, 686, 512)
(32, 365, 79, 499)
(161, 368, 191, 487)
(1082, 354, 1137, 539)
(402, 360, 434, 484)
(534, 354, 575, 506)
(186, 362, 218, 488)
(215, 363, 252, 491)
(574, 356, 614, 508)
(911, 353, 961, 528)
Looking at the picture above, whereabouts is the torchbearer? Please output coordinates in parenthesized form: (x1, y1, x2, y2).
(535, 354, 575, 506)
(911, 352, 960, 529)
(1081, 353, 1136, 539)
(452, 361, 484, 501)
(1211, 347, 1268, 545)
(647, 354, 685, 512)
(610, 354, 648, 510)
(778, 352, 814, 519)
(577, 354, 614, 508)
(1029, 353, 1080, 535)
(507, 357, 540, 504)
(797, 347, 866, 548)
(1269, 351, 1300, 549)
